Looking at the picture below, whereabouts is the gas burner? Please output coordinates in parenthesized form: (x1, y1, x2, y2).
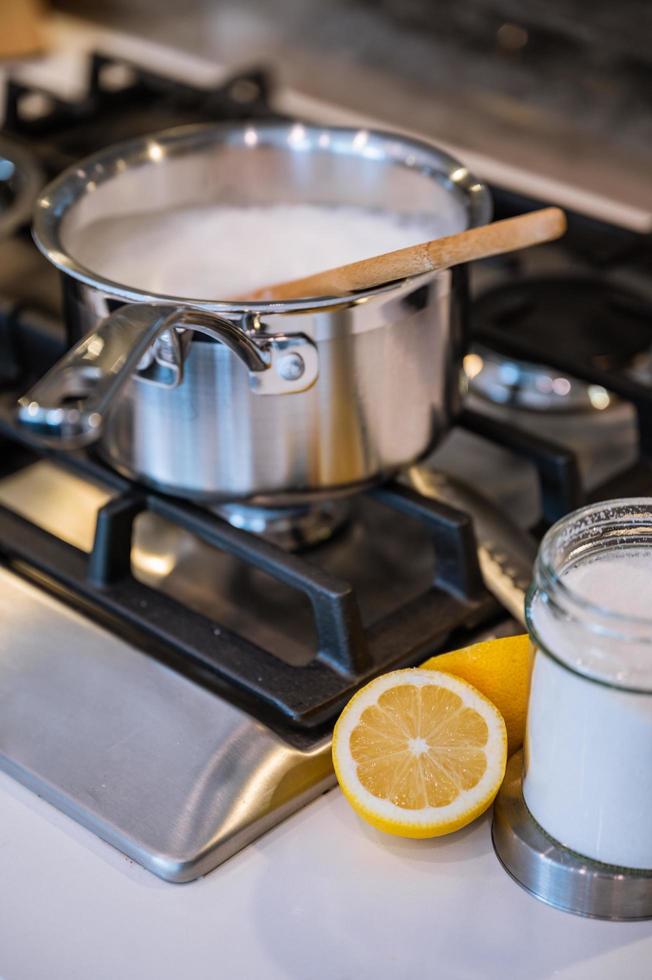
(464, 345, 613, 413)
(215, 500, 351, 550)
(468, 277, 652, 413)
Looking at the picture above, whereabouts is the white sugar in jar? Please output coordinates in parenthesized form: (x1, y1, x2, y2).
(525, 499, 652, 869)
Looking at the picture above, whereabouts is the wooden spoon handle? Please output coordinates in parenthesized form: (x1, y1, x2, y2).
(240, 207, 566, 302)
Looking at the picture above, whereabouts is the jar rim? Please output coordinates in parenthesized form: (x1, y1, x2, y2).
(537, 497, 652, 631)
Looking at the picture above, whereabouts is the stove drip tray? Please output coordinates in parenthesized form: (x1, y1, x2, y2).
(493, 753, 652, 920)
(0, 566, 334, 882)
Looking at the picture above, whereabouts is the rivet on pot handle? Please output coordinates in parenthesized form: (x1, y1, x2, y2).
(16, 303, 319, 448)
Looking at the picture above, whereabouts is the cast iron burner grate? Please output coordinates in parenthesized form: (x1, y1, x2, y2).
(3, 52, 279, 178)
(473, 277, 652, 375)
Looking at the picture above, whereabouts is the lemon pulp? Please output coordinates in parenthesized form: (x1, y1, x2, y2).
(333, 669, 507, 838)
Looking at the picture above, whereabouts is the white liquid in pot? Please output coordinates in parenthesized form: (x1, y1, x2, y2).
(69, 204, 454, 299)
(526, 551, 652, 868)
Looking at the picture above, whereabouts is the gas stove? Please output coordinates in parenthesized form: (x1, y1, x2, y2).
(1, 21, 651, 882)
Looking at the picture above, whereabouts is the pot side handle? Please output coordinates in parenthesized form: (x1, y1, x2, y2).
(15, 303, 274, 448)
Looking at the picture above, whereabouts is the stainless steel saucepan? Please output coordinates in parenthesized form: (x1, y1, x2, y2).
(17, 123, 491, 503)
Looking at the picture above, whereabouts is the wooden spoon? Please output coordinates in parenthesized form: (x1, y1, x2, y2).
(236, 207, 566, 303)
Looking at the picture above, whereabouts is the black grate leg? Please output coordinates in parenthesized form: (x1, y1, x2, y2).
(88, 494, 145, 587)
(460, 408, 582, 523)
(311, 587, 369, 676)
(371, 482, 484, 601)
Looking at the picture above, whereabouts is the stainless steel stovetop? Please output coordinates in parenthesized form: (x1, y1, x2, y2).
(1, 17, 651, 882)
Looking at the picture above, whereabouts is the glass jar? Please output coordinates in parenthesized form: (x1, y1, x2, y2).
(524, 498, 652, 869)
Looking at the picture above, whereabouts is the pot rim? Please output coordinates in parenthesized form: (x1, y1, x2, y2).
(32, 121, 492, 313)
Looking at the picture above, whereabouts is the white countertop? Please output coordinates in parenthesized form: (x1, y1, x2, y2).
(1, 769, 651, 979)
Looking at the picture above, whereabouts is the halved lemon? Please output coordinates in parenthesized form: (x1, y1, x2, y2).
(332, 668, 507, 838)
(422, 634, 532, 756)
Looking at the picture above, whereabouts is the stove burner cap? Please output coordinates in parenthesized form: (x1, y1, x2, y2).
(215, 500, 351, 549)
(464, 346, 614, 413)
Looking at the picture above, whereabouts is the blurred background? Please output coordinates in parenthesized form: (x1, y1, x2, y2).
(3, 0, 652, 209)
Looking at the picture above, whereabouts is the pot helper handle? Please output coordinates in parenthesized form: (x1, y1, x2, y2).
(15, 303, 274, 448)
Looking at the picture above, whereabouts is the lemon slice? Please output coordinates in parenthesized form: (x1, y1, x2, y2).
(332, 668, 507, 837)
